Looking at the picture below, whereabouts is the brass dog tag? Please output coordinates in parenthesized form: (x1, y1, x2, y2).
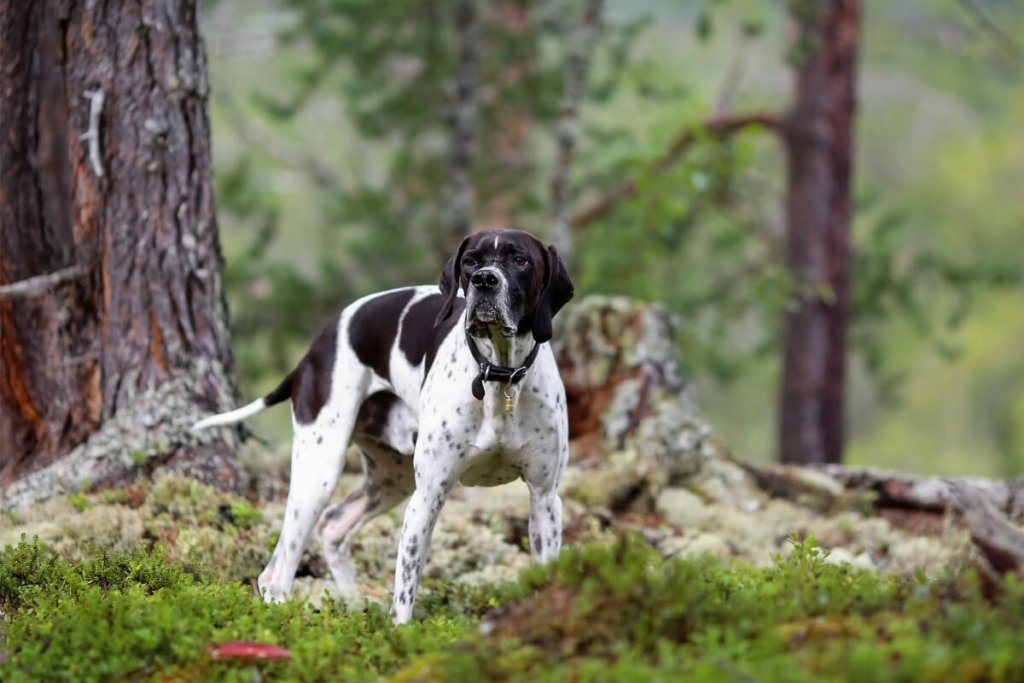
(504, 385, 516, 413)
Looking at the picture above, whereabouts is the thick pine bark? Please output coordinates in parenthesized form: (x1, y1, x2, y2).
(778, 0, 859, 465)
(0, 0, 239, 498)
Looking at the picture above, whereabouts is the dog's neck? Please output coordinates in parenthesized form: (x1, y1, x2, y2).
(465, 326, 536, 368)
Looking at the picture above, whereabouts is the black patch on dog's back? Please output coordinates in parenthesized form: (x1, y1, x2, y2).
(399, 294, 443, 366)
(399, 294, 464, 378)
(291, 313, 341, 425)
(349, 288, 416, 382)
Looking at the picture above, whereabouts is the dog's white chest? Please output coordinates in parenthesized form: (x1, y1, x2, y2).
(459, 440, 522, 486)
(457, 405, 528, 486)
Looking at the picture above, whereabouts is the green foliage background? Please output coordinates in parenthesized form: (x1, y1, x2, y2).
(203, 0, 1024, 474)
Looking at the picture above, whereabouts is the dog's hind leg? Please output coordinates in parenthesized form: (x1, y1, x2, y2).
(257, 354, 370, 603)
(317, 444, 414, 591)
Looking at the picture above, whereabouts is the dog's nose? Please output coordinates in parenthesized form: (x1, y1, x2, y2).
(470, 270, 499, 291)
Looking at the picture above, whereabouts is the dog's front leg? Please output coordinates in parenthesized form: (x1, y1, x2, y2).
(390, 464, 455, 624)
(527, 484, 563, 562)
(390, 482, 451, 624)
(523, 412, 569, 564)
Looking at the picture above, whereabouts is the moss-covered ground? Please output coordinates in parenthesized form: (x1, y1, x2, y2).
(2, 529, 1023, 682)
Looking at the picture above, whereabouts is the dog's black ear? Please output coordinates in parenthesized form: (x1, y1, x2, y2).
(435, 235, 471, 327)
(532, 244, 575, 343)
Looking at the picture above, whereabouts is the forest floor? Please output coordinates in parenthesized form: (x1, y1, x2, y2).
(1, 441, 1021, 681)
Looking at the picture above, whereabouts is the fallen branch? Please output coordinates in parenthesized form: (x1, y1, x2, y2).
(0, 265, 89, 300)
(949, 481, 1024, 587)
(816, 464, 1024, 520)
(570, 112, 781, 229)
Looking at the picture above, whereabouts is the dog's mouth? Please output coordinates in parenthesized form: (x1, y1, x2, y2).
(471, 300, 499, 321)
(466, 300, 515, 337)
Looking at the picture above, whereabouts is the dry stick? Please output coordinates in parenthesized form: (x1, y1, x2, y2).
(550, 0, 603, 261)
(0, 265, 89, 301)
(817, 464, 1024, 519)
(810, 465, 1024, 581)
(949, 480, 1024, 579)
(444, 0, 480, 244)
(570, 112, 782, 230)
(80, 88, 105, 178)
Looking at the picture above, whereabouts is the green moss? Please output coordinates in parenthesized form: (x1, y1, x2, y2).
(172, 525, 268, 580)
(145, 474, 241, 525)
(395, 535, 1024, 682)
(66, 492, 94, 512)
(227, 500, 263, 530)
(2, 529, 1022, 682)
(0, 538, 473, 683)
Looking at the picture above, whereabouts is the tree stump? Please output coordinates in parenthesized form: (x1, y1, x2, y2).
(552, 296, 718, 511)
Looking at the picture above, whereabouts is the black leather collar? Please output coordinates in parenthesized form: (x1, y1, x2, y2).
(465, 330, 540, 400)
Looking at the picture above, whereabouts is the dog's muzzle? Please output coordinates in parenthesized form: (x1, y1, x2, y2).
(466, 268, 514, 333)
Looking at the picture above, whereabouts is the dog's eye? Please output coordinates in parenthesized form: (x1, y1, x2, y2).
(462, 256, 477, 268)
(513, 256, 529, 268)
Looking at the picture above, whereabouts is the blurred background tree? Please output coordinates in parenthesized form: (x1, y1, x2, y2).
(202, 0, 1023, 474)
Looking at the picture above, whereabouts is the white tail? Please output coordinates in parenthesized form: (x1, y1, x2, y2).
(191, 399, 268, 431)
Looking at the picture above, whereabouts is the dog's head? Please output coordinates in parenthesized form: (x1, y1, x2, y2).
(435, 228, 574, 343)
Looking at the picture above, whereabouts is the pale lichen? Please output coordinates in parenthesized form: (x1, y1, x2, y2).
(1, 358, 242, 512)
(0, 300, 980, 601)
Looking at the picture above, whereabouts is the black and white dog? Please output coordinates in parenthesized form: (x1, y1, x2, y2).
(193, 228, 574, 623)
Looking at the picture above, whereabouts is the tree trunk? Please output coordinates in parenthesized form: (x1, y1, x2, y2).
(477, 0, 534, 227)
(550, 0, 603, 266)
(443, 0, 480, 253)
(778, 0, 859, 465)
(0, 0, 240, 505)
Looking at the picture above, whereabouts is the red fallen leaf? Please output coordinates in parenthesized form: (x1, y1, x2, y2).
(207, 641, 291, 660)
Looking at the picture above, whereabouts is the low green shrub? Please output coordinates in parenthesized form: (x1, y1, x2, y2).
(1, 534, 1022, 682)
(399, 535, 1024, 682)
(0, 537, 472, 682)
